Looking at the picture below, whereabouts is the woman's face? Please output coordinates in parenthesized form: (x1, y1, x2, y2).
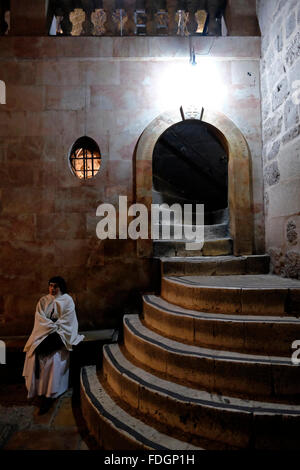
(49, 282, 61, 296)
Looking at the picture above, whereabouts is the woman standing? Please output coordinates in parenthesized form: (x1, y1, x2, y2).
(23, 277, 84, 413)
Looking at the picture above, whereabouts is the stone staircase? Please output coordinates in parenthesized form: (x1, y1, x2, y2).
(152, 191, 231, 258)
(152, 206, 231, 258)
(80, 255, 300, 450)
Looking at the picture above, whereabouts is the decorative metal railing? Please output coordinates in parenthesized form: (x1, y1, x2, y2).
(0, 0, 227, 37)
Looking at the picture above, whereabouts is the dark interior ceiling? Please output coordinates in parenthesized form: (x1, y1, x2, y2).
(153, 120, 228, 212)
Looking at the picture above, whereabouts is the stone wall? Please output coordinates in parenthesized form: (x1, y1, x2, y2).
(0, 36, 263, 335)
(257, 0, 300, 279)
(225, 0, 260, 36)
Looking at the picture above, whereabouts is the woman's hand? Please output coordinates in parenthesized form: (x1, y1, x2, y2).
(50, 307, 59, 322)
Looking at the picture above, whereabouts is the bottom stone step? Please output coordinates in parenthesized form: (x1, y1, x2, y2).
(153, 238, 233, 257)
(80, 365, 202, 450)
(103, 343, 300, 450)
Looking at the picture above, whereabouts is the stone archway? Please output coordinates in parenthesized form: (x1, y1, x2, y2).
(135, 106, 254, 258)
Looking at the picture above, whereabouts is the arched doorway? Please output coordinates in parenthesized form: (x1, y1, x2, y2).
(135, 106, 254, 258)
(153, 118, 228, 215)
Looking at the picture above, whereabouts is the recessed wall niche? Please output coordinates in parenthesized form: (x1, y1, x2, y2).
(69, 136, 101, 180)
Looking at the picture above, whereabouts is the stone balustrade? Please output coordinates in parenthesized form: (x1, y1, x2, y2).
(0, 0, 227, 36)
(54, 0, 226, 36)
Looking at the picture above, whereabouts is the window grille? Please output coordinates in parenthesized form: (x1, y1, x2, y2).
(69, 136, 101, 180)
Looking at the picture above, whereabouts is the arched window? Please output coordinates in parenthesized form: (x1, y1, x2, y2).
(69, 136, 101, 180)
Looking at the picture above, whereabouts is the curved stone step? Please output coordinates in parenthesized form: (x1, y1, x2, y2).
(103, 343, 300, 450)
(161, 255, 270, 276)
(152, 222, 229, 240)
(153, 238, 233, 257)
(151, 198, 228, 225)
(142, 295, 300, 357)
(123, 314, 300, 400)
(161, 275, 300, 316)
(80, 365, 201, 450)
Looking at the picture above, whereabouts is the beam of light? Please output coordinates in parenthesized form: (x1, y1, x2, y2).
(158, 59, 227, 111)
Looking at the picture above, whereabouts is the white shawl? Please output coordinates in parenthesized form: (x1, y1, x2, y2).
(24, 293, 84, 357)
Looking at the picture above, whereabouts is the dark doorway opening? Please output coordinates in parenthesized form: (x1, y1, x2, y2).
(153, 119, 228, 224)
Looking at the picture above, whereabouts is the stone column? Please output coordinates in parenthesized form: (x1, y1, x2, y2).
(10, 0, 50, 35)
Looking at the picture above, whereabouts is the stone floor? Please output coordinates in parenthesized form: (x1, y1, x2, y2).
(0, 382, 99, 450)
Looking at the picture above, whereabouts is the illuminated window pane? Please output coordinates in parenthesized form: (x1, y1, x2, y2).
(69, 137, 101, 180)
